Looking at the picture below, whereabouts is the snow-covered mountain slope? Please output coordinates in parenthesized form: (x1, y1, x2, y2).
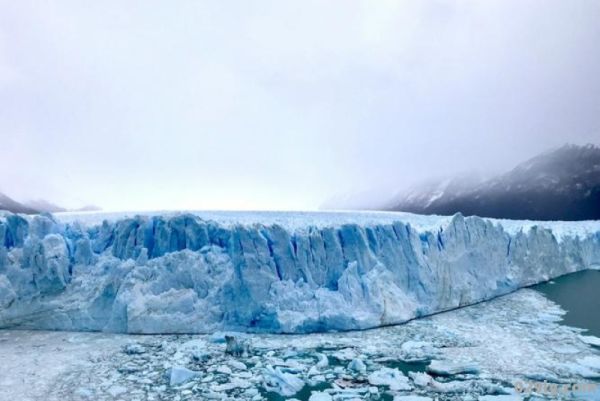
(0, 210, 599, 334)
(0, 192, 38, 214)
(22, 199, 67, 213)
(382, 144, 600, 220)
(0, 191, 100, 214)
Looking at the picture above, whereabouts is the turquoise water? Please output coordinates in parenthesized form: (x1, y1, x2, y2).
(533, 269, 600, 337)
(382, 359, 428, 375)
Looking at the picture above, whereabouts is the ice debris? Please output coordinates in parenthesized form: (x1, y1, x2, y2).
(393, 396, 433, 401)
(169, 366, 199, 386)
(309, 392, 333, 401)
(427, 360, 480, 376)
(225, 335, 251, 357)
(368, 367, 411, 391)
(262, 365, 305, 396)
(347, 358, 367, 373)
(580, 335, 600, 347)
(2, 289, 599, 401)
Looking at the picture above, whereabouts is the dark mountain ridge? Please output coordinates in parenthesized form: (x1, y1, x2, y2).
(0, 192, 38, 214)
(385, 144, 600, 220)
(0, 191, 100, 215)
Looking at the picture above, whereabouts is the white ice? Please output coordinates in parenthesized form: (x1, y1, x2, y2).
(1, 210, 599, 334)
(1, 289, 599, 401)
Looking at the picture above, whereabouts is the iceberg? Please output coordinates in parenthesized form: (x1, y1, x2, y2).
(426, 360, 480, 376)
(262, 365, 305, 396)
(169, 366, 199, 386)
(367, 367, 411, 391)
(0, 210, 599, 334)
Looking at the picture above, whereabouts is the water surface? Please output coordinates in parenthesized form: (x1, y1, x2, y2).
(533, 269, 600, 337)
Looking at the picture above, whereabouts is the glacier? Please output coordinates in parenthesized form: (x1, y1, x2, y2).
(0, 210, 599, 334)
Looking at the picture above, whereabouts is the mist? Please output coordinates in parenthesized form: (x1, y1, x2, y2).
(1, 0, 599, 211)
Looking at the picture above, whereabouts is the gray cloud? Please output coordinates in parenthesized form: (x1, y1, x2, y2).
(1, 0, 599, 210)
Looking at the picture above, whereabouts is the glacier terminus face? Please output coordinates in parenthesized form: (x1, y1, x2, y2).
(0, 210, 599, 334)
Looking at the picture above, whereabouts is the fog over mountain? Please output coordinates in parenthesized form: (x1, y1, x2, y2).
(331, 144, 600, 221)
(0, 192, 38, 214)
(0, 191, 100, 214)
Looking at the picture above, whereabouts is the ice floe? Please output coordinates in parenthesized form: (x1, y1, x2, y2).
(0, 289, 598, 400)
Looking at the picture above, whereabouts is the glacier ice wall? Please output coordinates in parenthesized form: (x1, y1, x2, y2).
(0, 210, 599, 334)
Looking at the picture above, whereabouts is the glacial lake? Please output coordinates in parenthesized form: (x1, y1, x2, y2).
(533, 269, 600, 337)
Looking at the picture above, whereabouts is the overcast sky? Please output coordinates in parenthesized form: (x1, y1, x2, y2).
(1, 1, 599, 211)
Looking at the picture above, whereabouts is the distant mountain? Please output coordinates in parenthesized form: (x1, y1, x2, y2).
(0, 192, 101, 215)
(22, 199, 67, 213)
(383, 144, 600, 221)
(0, 192, 38, 214)
(73, 204, 102, 212)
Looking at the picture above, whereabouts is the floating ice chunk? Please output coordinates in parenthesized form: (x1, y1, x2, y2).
(427, 360, 480, 376)
(429, 378, 473, 393)
(331, 348, 357, 361)
(316, 353, 329, 369)
(244, 387, 259, 397)
(577, 356, 600, 371)
(216, 365, 232, 375)
(307, 366, 319, 376)
(551, 344, 580, 354)
(393, 396, 433, 401)
(191, 349, 211, 362)
(211, 378, 252, 392)
(106, 385, 127, 397)
(478, 396, 522, 401)
(368, 367, 411, 391)
(169, 366, 199, 386)
(330, 386, 370, 398)
(400, 341, 437, 362)
(117, 362, 141, 374)
(283, 358, 306, 372)
(308, 374, 326, 385)
(523, 372, 561, 383)
(123, 343, 145, 355)
(309, 391, 332, 401)
(580, 335, 600, 347)
(348, 358, 366, 373)
(559, 362, 600, 379)
(309, 353, 329, 376)
(409, 371, 433, 387)
(75, 387, 93, 398)
(229, 360, 247, 370)
(262, 365, 305, 396)
(225, 335, 251, 357)
(203, 390, 227, 399)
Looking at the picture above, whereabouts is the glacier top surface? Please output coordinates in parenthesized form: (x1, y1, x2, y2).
(46, 209, 600, 239)
(51, 209, 452, 231)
